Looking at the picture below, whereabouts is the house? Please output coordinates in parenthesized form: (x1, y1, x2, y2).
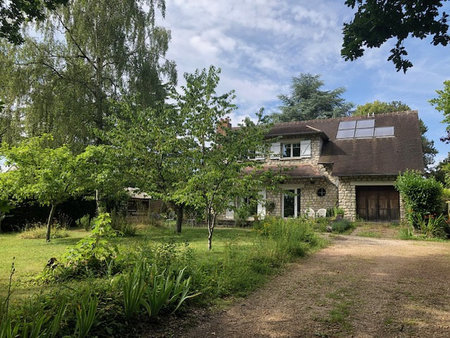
(126, 188, 163, 217)
(227, 111, 424, 222)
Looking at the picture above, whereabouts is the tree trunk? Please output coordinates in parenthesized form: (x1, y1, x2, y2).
(175, 204, 184, 233)
(46, 203, 56, 242)
(207, 210, 217, 251)
(95, 189, 102, 216)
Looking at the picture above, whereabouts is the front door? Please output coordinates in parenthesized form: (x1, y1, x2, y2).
(283, 188, 301, 218)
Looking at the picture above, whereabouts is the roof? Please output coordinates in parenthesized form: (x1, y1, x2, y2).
(266, 123, 329, 140)
(126, 187, 151, 200)
(269, 111, 424, 176)
(246, 164, 323, 178)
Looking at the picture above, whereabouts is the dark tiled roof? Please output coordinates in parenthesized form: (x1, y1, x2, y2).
(269, 111, 424, 176)
(246, 164, 323, 178)
(266, 123, 328, 140)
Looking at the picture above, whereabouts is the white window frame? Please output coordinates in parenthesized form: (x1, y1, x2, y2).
(281, 140, 311, 159)
(282, 188, 301, 218)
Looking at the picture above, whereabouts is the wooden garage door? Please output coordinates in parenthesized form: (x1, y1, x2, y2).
(356, 186, 400, 221)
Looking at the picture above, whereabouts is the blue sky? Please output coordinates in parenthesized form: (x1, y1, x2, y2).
(163, 0, 450, 164)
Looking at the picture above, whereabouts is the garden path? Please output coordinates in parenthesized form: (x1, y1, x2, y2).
(184, 235, 450, 337)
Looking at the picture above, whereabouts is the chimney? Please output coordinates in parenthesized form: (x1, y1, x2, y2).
(217, 117, 232, 135)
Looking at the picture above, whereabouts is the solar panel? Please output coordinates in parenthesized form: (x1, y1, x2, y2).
(374, 127, 394, 137)
(338, 121, 356, 130)
(336, 129, 355, 139)
(355, 128, 374, 138)
(356, 119, 374, 129)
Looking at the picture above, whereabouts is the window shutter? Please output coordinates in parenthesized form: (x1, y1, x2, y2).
(301, 140, 311, 157)
(257, 190, 266, 219)
(270, 142, 280, 159)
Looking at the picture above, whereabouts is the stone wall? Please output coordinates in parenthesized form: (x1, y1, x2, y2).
(337, 175, 404, 222)
(266, 135, 322, 166)
(266, 178, 338, 217)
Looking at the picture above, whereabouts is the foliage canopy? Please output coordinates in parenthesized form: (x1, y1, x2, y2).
(395, 170, 443, 227)
(0, 0, 68, 44)
(273, 73, 353, 122)
(342, 0, 450, 72)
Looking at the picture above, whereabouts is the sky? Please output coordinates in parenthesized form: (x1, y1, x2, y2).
(162, 0, 450, 164)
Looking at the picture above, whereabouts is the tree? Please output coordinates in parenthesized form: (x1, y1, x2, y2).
(175, 67, 273, 250)
(352, 100, 410, 116)
(272, 73, 353, 122)
(0, 0, 68, 44)
(342, 0, 450, 72)
(0, 0, 175, 150)
(0, 135, 97, 241)
(430, 80, 450, 143)
(430, 152, 450, 186)
(395, 170, 443, 227)
(103, 94, 193, 233)
(353, 100, 438, 168)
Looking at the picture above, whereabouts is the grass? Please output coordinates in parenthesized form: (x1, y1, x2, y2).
(357, 231, 382, 238)
(19, 225, 70, 239)
(0, 229, 87, 288)
(326, 288, 354, 333)
(0, 218, 325, 337)
(0, 224, 277, 300)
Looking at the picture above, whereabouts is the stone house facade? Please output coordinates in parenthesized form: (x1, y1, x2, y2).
(224, 111, 423, 222)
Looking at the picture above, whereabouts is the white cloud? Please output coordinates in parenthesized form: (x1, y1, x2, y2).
(163, 0, 449, 158)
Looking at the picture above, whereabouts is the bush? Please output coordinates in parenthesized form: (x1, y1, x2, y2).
(326, 206, 345, 218)
(415, 214, 448, 239)
(19, 223, 69, 239)
(41, 213, 121, 281)
(312, 217, 330, 232)
(254, 216, 319, 258)
(78, 214, 92, 231)
(111, 210, 137, 236)
(331, 219, 354, 233)
(396, 170, 443, 228)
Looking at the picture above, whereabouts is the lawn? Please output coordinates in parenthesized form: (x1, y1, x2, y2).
(0, 225, 260, 299)
(0, 218, 325, 337)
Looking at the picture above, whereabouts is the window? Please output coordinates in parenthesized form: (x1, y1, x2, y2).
(281, 140, 311, 158)
(336, 119, 394, 139)
(317, 188, 326, 197)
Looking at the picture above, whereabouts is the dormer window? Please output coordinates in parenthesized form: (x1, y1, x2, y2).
(281, 140, 311, 158)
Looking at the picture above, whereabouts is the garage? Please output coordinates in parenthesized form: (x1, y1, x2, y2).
(356, 186, 400, 221)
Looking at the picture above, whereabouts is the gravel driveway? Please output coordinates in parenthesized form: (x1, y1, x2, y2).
(185, 235, 450, 337)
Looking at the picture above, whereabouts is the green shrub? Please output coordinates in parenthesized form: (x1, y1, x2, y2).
(415, 214, 447, 239)
(331, 219, 354, 233)
(122, 261, 148, 319)
(326, 206, 345, 218)
(41, 213, 120, 281)
(78, 215, 92, 231)
(144, 265, 198, 317)
(395, 170, 443, 228)
(121, 260, 198, 319)
(19, 224, 69, 239)
(111, 210, 137, 236)
(254, 216, 318, 258)
(312, 217, 330, 232)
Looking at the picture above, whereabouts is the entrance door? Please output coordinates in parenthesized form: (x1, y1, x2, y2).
(356, 186, 400, 221)
(283, 188, 301, 218)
